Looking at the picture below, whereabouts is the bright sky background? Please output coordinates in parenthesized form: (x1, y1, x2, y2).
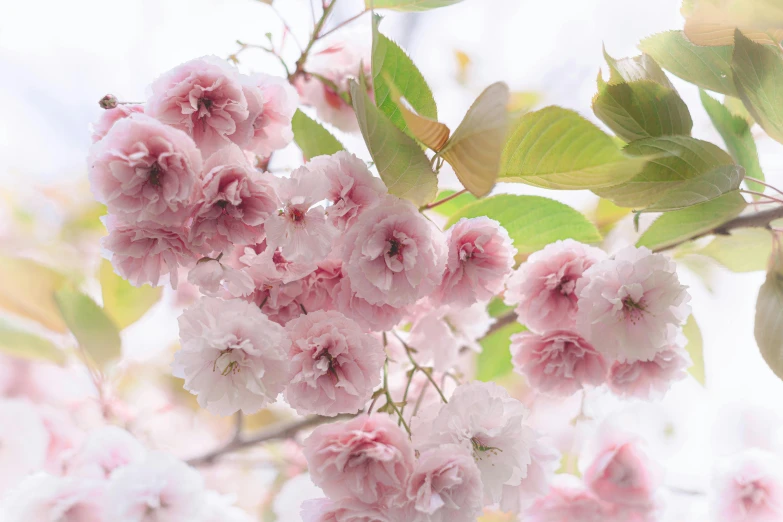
(3, 1, 783, 519)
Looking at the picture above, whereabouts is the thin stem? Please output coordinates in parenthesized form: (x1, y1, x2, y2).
(421, 189, 468, 211)
(741, 190, 783, 205)
(394, 332, 449, 404)
(232, 411, 244, 441)
(270, 4, 304, 52)
(319, 8, 371, 40)
(746, 176, 783, 199)
(289, 0, 338, 83)
(383, 361, 411, 435)
(397, 367, 418, 425)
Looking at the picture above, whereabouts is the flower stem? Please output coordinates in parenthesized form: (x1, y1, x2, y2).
(394, 332, 449, 404)
(421, 189, 468, 211)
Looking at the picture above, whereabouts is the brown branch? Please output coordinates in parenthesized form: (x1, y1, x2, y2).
(288, 0, 338, 84)
(187, 413, 349, 466)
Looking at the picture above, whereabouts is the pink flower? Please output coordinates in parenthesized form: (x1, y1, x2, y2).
(342, 195, 447, 308)
(201, 491, 255, 522)
(187, 258, 255, 298)
(233, 73, 298, 157)
(189, 144, 279, 253)
(505, 239, 605, 332)
(0, 399, 49, 494)
(101, 215, 195, 289)
(523, 475, 613, 522)
(106, 453, 206, 521)
(576, 246, 691, 362)
(297, 257, 344, 314)
(411, 381, 536, 504)
(500, 432, 561, 513)
(510, 330, 608, 396)
(284, 310, 385, 416)
(303, 414, 414, 506)
(608, 345, 691, 400)
(295, 36, 372, 132)
(61, 426, 146, 480)
(584, 436, 661, 509)
(239, 241, 317, 285)
(334, 278, 408, 332)
(91, 104, 145, 143)
(711, 449, 783, 522)
(173, 296, 291, 415)
(147, 56, 249, 156)
(434, 217, 517, 308)
(265, 165, 338, 263)
(406, 444, 483, 522)
(88, 113, 202, 226)
(0, 473, 105, 522)
(301, 497, 413, 522)
(308, 151, 387, 231)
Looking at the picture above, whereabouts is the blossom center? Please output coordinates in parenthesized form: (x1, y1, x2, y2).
(198, 96, 213, 117)
(471, 436, 502, 460)
(740, 481, 766, 508)
(315, 347, 340, 381)
(387, 238, 402, 258)
(622, 297, 646, 323)
(213, 351, 241, 376)
(148, 163, 163, 187)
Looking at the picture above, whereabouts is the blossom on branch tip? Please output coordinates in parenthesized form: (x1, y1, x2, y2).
(607, 344, 691, 400)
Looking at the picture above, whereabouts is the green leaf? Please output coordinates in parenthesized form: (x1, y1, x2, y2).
(603, 47, 674, 88)
(636, 191, 747, 251)
(639, 31, 737, 96)
(499, 106, 648, 189)
(291, 109, 344, 160)
(591, 198, 632, 234)
(427, 189, 477, 217)
(445, 195, 602, 257)
(367, 0, 465, 11)
(476, 321, 525, 382)
(731, 29, 783, 145)
(592, 79, 693, 141)
(99, 260, 162, 330)
(594, 136, 741, 211)
(0, 321, 66, 365)
(54, 287, 121, 369)
(487, 297, 514, 318)
(755, 264, 783, 381)
(686, 228, 774, 272)
(0, 257, 68, 333)
(372, 15, 437, 137)
(700, 90, 764, 193)
(351, 78, 438, 206)
(683, 315, 705, 385)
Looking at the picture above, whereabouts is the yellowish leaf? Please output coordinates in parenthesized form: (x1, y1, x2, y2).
(683, 0, 783, 45)
(454, 49, 471, 85)
(385, 75, 450, 151)
(441, 82, 510, 197)
(100, 260, 162, 330)
(0, 257, 68, 333)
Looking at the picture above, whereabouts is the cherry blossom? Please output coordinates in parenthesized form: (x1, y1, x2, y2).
(90, 103, 145, 143)
(147, 56, 249, 156)
(711, 449, 783, 522)
(0, 473, 105, 522)
(523, 475, 613, 522)
(576, 246, 691, 362)
(233, 73, 298, 157)
(301, 497, 414, 522)
(303, 414, 414, 506)
(88, 113, 202, 226)
(187, 258, 255, 298)
(60, 426, 146, 480)
(500, 431, 561, 513)
(284, 310, 385, 416)
(505, 239, 605, 332)
(334, 278, 408, 332)
(433, 217, 517, 308)
(341, 195, 447, 308)
(608, 344, 691, 400)
(173, 296, 291, 415)
(510, 330, 608, 396)
(0, 400, 50, 494)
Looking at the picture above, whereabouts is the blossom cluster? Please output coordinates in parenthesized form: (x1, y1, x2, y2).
(505, 240, 693, 400)
(0, 399, 253, 522)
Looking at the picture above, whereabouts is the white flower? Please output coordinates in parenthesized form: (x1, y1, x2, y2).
(500, 432, 561, 513)
(411, 381, 536, 504)
(61, 426, 146, 480)
(0, 399, 49, 494)
(576, 246, 690, 362)
(187, 258, 255, 298)
(173, 296, 291, 416)
(105, 452, 206, 522)
(0, 472, 105, 522)
(201, 491, 255, 522)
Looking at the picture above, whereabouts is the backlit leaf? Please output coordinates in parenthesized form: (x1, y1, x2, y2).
(0, 257, 67, 333)
(54, 287, 121, 369)
(0, 321, 66, 365)
(100, 259, 162, 330)
(351, 78, 438, 206)
(683, 315, 705, 385)
(441, 82, 510, 197)
(500, 106, 647, 190)
(367, 0, 465, 11)
(291, 109, 344, 160)
(683, 0, 783, 45)
(476, 321, 525, 382)
(686, 228, 774, 272)
(427, 189, 477, 217)
(603, 47, 674, 88)
(755, 259, 783, 381)
(384, 74, 450, 150)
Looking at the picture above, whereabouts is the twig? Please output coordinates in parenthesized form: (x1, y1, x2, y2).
(383, 360, 411, 435)
(741, 190, 783, 205)
(319, 8, 371, 40)
(289, 0, 338, 83)
(481, 309, 519, 338)
(422, 189, 468, 211)
(270, 4, 304, 52)
(745, 177, 783, 199)
(187, 414, 348, 466)
(393, 332, 449, 404)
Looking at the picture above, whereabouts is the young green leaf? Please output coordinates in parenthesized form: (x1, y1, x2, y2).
(54, 287, 122, 369)
(683, 0, 783, 46)
(350, 78, 438, 206)
(591, 198, 632, 235)
(440, 82, 510, 197)
(695, 228, 774, 272)
(731, 29, 783, 145)
(0, 257, 68, 333)
(683, 315, 705, 385)
(367, 0, 465, 11)
(500, 106, 647, 189)
(755, 263, 783, 381)
(639, 31, 737, 96)
(592, 78, 693, 141)
(700, 90, 764, 193)
(476, 321, 525, 382)
(594, 136, 741, 210)
(372, 15, 438, 136)
(0, 321, 66, 365)
(100, 260, 162, 330)
(603, 47, 673, 87)
(445, 195, 602, 257)
(636, 191, 747, 251)
(427, 189, 477, 217)
(291, 109, 344, 160)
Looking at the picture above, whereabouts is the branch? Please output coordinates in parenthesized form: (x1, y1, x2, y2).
(288, 0, 338, 84)
(187, 413, 349, 466)
(653, 204, 783, 253)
